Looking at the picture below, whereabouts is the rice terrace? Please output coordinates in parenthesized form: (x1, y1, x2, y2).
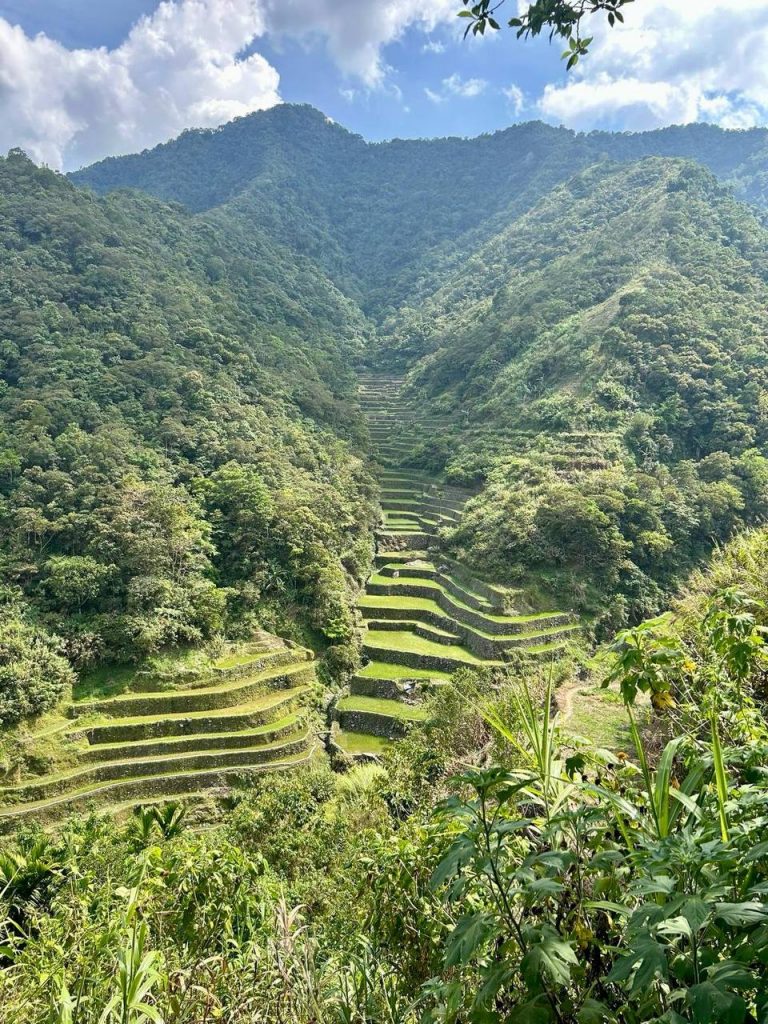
(2, 1, 768, 1020)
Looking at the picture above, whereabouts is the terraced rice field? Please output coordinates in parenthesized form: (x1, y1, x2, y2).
(1, 377, 583, 822)
(0, 632, 319, 831)
(335, 376, 580, 756)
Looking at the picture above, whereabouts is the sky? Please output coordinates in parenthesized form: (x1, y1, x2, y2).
(0, 0, 767, 171)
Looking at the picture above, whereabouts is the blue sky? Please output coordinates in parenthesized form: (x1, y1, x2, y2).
(0, 1, 766, 169)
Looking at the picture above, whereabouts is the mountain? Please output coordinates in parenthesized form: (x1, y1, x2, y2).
(71, 105, 768, 624)
(388, 157, 768, 625)
(10, 106, 768, 645)
(71, 105, 768, 316)
(0, 149, 375, 673)
(6, 106, 768, 1024)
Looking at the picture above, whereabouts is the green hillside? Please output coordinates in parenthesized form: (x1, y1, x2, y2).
(4, 101, 768, 1024)
(71, 106, 768, 315)
(382, 158, 768, 628)
(0, 149, 375, 686)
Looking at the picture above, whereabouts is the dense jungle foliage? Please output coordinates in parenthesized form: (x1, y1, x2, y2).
(71, 107, 768, 316)
(4, 529, 768, 1022)
(3, 101, 768, 1024)
(397, 158, 768, 628)
(69, 107, 768, 631)
(0, 148, 376, 723)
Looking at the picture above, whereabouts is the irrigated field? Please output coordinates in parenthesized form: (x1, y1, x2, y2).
(334, 377, 579, 755)
(0, 633, 319, 830)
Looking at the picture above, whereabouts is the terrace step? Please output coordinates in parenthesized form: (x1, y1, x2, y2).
(376, 564, 496, 609)
(80, 713, 303, 762)
(366, 570, 497, 613)
(359, 593, 573, 637)
(79, 686, 309, 744)
(357, 660, 451, 682)
(0, 731, 312, 807)
(362, 628, 496, 673)
(336, 695, 427, 739)
(334, 730, 392, 758)
(0, 745, 318, 832)
(363, 618, 461, 645)
(348, 373, 576, 753)
(351, 676, 427, 700)
(70, 658, 314, 719)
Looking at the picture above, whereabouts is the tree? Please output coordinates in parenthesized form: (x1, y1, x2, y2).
(458, 0, 635, 66)
(42, 555, 115, 614)
(0, 616, 74, 726)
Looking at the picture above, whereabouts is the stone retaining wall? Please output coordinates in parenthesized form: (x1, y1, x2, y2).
(363, 642, 471, 674)
(0, 751, 315, 833)
(0, 735, 310, 806)
(81, 717, 301, 763)
(336, 708, 409, 739)
(84, 690, 304, 744)
(71, 664, 314, 720)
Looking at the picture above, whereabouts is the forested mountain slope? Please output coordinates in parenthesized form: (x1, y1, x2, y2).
(392, 158, 768, 625)
(66, 107, 768, 628)
(71, 105, 768, 315)
(0, 149, 375, 701)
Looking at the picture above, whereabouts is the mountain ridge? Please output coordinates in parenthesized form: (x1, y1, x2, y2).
(69, 105, 768, 315)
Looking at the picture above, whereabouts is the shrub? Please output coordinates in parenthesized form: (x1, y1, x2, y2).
(0, 617, 74, 725)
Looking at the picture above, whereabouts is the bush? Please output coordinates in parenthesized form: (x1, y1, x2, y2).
(0, 617, 74, 725)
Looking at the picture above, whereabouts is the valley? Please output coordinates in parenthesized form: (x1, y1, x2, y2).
(4, 101, 768, 1021)
(335, 375, 580, 757)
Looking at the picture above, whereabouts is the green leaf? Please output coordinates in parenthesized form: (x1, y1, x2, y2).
(445, 912, 495, 967)
(521, 931, 578, 987)
(681, 897, 710, 934)
(745, 840, 768, 862)
(474, 961, 514, 1009)
(565, 752, 587, 777)
(526, 877, 564, 895)
(715, 901, 768, 927)
(584, 900, 632, 917)
(430, 835, 475, 890)
(577, 998, 614, 1024)
(687, 981, 747, 1024)
(508, 997, 551, 1024)
(607, 934, 667, 991)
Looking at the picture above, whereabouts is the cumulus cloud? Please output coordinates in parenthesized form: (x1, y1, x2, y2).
(261, 0, 455, 86)
(0, 0, 279, 169)
(425, 73, 488, 103)
(503, 83, 524, 116)
(537, 0, 768, 130)
(0, 0, 457, 169)
(443, 72, 487, 97)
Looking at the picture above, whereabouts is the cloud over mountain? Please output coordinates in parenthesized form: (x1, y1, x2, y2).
(0, 0, 455, 169)
(538, 0, 768, 130)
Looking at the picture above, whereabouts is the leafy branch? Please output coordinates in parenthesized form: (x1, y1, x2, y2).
(457, 0, 635, 67)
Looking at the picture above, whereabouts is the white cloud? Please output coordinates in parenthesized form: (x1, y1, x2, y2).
(0, 0, 458, 169)
(0, 0, 279, 169)
(262, 0, 456, 87)
(443, 73, 487, 97)
(425, 72, 488, 104)
(503, 83, 524, 116)
(536, 0, 768, 130)
(422, 39, 446, 54)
